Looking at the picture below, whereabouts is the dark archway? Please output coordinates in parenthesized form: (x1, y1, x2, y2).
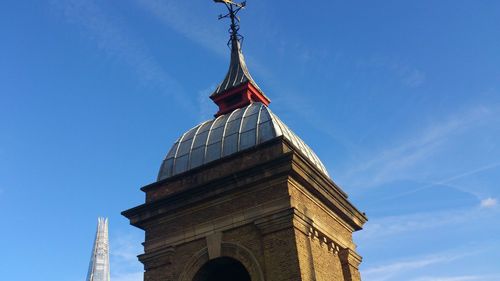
(192, 257, 251, 281)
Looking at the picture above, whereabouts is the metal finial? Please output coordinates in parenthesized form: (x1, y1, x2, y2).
(210, 0, 270, 115)
(214, 0, 247, 47)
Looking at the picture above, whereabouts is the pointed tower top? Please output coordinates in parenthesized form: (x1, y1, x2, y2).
(86, 217, 110, 281)
(211, 0, 270, 116)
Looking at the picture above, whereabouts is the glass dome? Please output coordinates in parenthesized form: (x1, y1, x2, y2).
(157, 102, 329, 181)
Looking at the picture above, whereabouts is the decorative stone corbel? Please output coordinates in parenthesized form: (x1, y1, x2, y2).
(138, 246, 175, 271)
(307, 225, 342, 255)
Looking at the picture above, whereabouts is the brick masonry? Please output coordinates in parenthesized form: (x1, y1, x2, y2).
(123, 137, 367, 281)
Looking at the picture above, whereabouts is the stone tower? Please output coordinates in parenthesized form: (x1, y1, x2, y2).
(122, 2, 367, 281)
(86, 217, 110, 281)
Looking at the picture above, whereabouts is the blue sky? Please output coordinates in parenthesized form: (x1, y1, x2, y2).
(1, 1, 500, 281)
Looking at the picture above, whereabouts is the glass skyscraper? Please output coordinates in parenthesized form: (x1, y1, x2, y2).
(86, 218, 110, 281)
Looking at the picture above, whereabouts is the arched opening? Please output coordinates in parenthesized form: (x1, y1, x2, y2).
(192, 257, 251, 281)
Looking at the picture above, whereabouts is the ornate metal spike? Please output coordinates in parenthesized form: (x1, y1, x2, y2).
(214, 0, 247, 46)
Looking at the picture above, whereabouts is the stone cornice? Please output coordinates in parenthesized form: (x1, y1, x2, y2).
(289, 178, 358, 234)
(141, 138, 285, 194)
(143, 197, 291, 253)
(138, 246, 175, 270)
(122, 142, 293, 229)
(340, 248, 363, 269)
(292, 208, 353, 249)
(285, 140, 367, 230)
(123, 138, 367, 232)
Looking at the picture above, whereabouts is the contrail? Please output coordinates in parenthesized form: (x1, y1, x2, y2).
(384, 162, 500, 200)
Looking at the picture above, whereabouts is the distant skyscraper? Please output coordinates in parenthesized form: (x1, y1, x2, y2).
(86, 217, 110, 281)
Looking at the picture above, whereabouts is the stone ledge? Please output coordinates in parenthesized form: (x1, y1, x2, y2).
(144, 197, 291, 253)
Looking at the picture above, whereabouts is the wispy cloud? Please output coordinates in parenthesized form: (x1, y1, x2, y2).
(51, 0, 194, 112)
(356, 56, 426, 88)
(342, 105, 493, 190)
(197, 84, 217, 122)
(409, 275, 500, 281)
(132, 0, 274, 85)
(110, 232, 143, 281)
(357, 206, 499, 241)
(112, 235, 142, 264)
(385, 161, 500, 202)
(133, 0, 225, 56)
(362, 252, 470, 281)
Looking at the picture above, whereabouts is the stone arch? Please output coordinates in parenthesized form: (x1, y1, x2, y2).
(178, 242, 265, 281)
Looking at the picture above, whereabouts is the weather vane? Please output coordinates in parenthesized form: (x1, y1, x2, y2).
(213, 0, 247, 46)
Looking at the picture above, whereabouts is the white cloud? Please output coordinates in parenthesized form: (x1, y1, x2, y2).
(109, 232, 143, 281)
(111, 236, 142, 264)
(362, 252, 467, 281)
(409, 275, 500, 281)
(111, 272, 143, 281)
(480, 197, 498, 208)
